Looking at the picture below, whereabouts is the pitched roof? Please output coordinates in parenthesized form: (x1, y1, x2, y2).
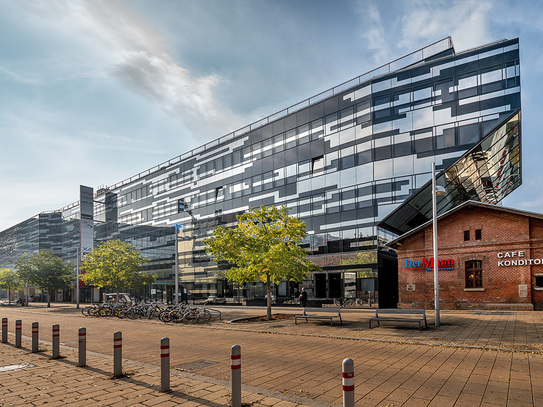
(386, 200, 543, 248)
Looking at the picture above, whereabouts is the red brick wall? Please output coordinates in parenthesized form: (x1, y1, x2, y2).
(397, 205, 543, 310)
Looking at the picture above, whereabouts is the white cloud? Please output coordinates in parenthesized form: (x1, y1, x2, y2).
(399, 0, 494, 51)
(18, 0, 242, 138)
(355, 2, 391, 65)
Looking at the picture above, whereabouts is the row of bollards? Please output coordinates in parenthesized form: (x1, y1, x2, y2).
(1, 317, 356, 406)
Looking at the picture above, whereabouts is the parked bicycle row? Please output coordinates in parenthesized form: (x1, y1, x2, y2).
(80, 302, 221, 323)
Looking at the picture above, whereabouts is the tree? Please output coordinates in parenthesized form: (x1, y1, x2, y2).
(0, 268, 22, 305)
(15, 251, 74, 307)
(341, 252, 378, 278)
(81, 240, 152, 302)
(204, 205, 318, 320)
(341, 251, 378, 266)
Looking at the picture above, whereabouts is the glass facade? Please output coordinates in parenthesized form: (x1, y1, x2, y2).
(379, 111, 521, 235)
(0, 37, 521, 306)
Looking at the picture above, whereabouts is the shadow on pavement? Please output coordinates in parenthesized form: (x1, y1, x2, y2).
(52, 355, 227, 407)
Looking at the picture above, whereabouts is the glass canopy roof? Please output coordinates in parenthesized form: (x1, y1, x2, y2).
(378, 110, 521, 236)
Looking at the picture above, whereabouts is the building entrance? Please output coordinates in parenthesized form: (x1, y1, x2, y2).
(314, 273, 326, 298)
(329, 273, 342, 298)
(312, 271, 377, 306)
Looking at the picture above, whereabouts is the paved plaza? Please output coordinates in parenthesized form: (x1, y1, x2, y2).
(0, 304, 542, 406)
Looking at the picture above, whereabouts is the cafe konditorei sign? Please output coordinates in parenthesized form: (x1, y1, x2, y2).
(498, 251, 543, 266)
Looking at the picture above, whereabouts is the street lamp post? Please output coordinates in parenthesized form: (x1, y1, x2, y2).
(432, 161, 442, 327)
(76, 247, 80, 309)
(174, 228, 179, 306)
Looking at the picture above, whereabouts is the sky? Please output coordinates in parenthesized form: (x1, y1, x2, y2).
(0, 0, 542, 231)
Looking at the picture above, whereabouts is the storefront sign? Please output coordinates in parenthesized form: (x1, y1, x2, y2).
(404, 257, 454, 271)
(497, 251, 543, 266)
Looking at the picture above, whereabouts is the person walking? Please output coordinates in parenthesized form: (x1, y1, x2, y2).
(299, 287, 307, 308)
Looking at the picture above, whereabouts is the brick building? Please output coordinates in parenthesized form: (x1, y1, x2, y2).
(389, 201, 543, 311)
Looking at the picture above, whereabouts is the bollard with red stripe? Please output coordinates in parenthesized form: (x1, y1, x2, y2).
(15, 319, 22, 348)
(77, 327, 86, 367)
(113, 331, 122, 378)
(2, 317, 8, 343)
(52, 324, 60, 358)
(31, 322, 39, 353)
(160, 337, 170, 392)
(342, 358, 355, 407)
(231, 344, 241, 407)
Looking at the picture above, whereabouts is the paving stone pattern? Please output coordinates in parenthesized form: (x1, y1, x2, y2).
(0, 305, 542, 406)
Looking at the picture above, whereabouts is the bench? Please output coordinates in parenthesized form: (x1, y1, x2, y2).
(369, 308, 427, 330)
(295, 307, 342, 325)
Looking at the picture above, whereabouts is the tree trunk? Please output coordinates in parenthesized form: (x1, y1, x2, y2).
(116, 288, 120, 303)
(8, 289, 11, 305)
(47, 288, 51, 308)
(266, 275, 272, 321)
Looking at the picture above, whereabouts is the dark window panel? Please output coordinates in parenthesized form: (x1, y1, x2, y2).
(323, 96, 339, 116)
(340, 154, 355, 170)
(356, 150, 373, 165)
(357, 206, 376, 219)
(458, 123, 479, 146)
(373, 108, 391, 119)
(284, 113, 297, 131)
(394, 141, 413, 157)
(436, 128, 456, 149)
(272, 120, 285, 135)
(296, 109, 310, 127)
(309, 102, 324, 121)
(374, 145, 392, 161)
(415, 138, 433, 153)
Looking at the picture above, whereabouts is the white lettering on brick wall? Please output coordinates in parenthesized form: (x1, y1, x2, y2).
(497, 251, 543, 266)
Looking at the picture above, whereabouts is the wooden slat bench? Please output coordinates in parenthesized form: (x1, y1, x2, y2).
(295, 307, 343, 325)
(369, 308, 427, 330)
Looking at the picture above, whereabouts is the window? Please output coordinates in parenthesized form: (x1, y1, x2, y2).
(215, 187, 224, 202)
(312, 155, 324, 175)
(465, 260, 483, 288)
(177, 199, 185, 213)
(535, 275, 543, 289)
(475, 229, 482, 240)
(464, 230, 470, 241)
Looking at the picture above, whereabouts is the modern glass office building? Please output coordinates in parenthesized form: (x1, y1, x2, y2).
(0, 37, 521, 306)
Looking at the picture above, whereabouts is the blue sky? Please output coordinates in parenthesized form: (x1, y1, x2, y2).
(0, 0, 541, 231)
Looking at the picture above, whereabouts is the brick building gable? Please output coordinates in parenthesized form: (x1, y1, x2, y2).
(391, 201, 543, 310)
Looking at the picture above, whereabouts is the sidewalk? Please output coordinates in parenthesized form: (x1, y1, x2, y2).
(0, 336, 319, 406)
(219, 307, 543, 353)
(10, 302, 543, 353)
(1, 304, 542, 406)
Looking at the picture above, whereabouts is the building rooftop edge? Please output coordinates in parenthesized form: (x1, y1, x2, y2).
(387, 200, 541, 249)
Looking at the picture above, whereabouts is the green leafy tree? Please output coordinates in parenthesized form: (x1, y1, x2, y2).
(15, 251, 74, 307)
(0, 268, 22, 305)
(341, 251, 378, 278)
(81, 240, 153, 302)
(341, 251, 378, 266)
(205, 205, 318, 320)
